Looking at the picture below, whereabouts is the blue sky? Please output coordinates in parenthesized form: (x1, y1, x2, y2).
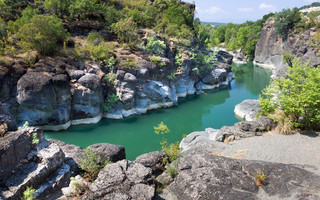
(184, 0, 320, 23)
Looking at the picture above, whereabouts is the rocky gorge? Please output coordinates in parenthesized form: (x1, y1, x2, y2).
(0, 44, 234, 131)
(1, 2, 320, 200)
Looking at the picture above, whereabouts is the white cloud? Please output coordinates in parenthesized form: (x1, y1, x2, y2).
(259, 3, 277, 12)
(205, 6, 224, 14)
(238, 8, 253, 13)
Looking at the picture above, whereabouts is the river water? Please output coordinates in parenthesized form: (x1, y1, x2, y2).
(45, 63, 271, 160)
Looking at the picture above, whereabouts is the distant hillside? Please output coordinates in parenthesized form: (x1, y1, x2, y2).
(201, 21, 226, 27)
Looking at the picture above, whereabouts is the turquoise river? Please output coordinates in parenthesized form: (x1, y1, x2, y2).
(46, 63, 271, 160)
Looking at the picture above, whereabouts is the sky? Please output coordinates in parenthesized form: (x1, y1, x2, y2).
(183, 0, 320, 23)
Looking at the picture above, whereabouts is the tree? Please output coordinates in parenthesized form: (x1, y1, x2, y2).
(259, 57, 320, 130)
(43, 0, 71, 18)
(112, 17, 139, 47)
(7, 6, 40, 33)
(18, 15, 66, 55)
(274, 8, 301, 38)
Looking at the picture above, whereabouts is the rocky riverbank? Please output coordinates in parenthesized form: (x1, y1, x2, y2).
(2, 111, 320, 199)
(0, 44, 234, 131)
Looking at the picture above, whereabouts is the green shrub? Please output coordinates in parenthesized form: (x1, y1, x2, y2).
(163, 142, 181, 164)
(154, 122, 181, 165)
(150, 56, 166, 67)
(7, 6, 40, 33)
(259, 57, 320, 130)
(102, 94, 119, 112)
(22, 186, 36, 200)
(69, 0, 101, 20)
(166, 166, 178, 178)
(79, 148, 102, 181)
(112, 17, 139, 47)
(17, 15, 66, 56)
(88, 42, 111, 63)
(146, 35, 166, 55)
(87, 31, 101, 45)
(121, 59, 138, 69)
(43, 0, 71, 17)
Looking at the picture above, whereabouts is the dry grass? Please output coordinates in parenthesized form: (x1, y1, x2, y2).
(268, 110, 295, 135)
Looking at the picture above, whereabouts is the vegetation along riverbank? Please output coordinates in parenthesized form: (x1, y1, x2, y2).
(0, 0, 320, 199)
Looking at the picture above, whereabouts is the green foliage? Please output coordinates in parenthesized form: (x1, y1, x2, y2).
(32, 133, 39, 145)
(146, 36, 166, 55)
(21, 186, 37, 200)
(166, 166, 178, 178)
(86, 31, 101, 45)
(112, 17, 139, 48)
(17, 15, 66, 56)
(121, 59, 138, 69)
(206, 13, 273, 60)
(254, 170, 267, 186)
(104, 5, 122, 28)
(154, 122, 181, 165)
(103, 94, 119, 112)
(87, 42, 111, 63)
(18, 121, 30, 130)
(79, 148, 102, 181)
(192, 51, 216, 75)
(7, 6, 40, 33)
(259, 57, 320, 130)
(163, 142, 181, 164)
(154, 121, 170, 135)
(175, 52, 183, 67)
(150, 56, 166, 67)
(69, 0, 101, 19)
(274, 8, 301, 38)
(43, 0, 71, 17)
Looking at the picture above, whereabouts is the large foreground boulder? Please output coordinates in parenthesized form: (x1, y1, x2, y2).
(166, 153, 320, 200)
(81, 160, 154, 200)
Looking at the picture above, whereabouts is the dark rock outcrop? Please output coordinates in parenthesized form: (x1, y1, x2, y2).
(166, 153, 320, 200)
(0, 128, 70, 200)
(88, 143, 126, 163)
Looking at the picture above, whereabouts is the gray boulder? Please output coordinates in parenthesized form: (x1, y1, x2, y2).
(82, 160, 154, 200)
(166, 153, 320, 200)
(135, 151, 167, 173)
(49, 139, 84, 175)
(88, 143, 126, 163)
(234, 99, 261, 121)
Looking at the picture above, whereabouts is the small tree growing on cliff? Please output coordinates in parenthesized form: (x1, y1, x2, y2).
(154, 122, 181, 164)
(274, 8, 301, 38)
(17, 15, 66, 56)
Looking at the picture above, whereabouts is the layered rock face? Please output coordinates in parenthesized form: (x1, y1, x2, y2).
(106, 50, 234, 119)
(0, 127, 128, 200)
(0, 47, 234, 130)
(0, 128, 69, 200)
(254, 17, 320, 70)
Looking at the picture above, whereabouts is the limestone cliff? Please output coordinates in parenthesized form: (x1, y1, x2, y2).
(254, 17, 320, 69)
